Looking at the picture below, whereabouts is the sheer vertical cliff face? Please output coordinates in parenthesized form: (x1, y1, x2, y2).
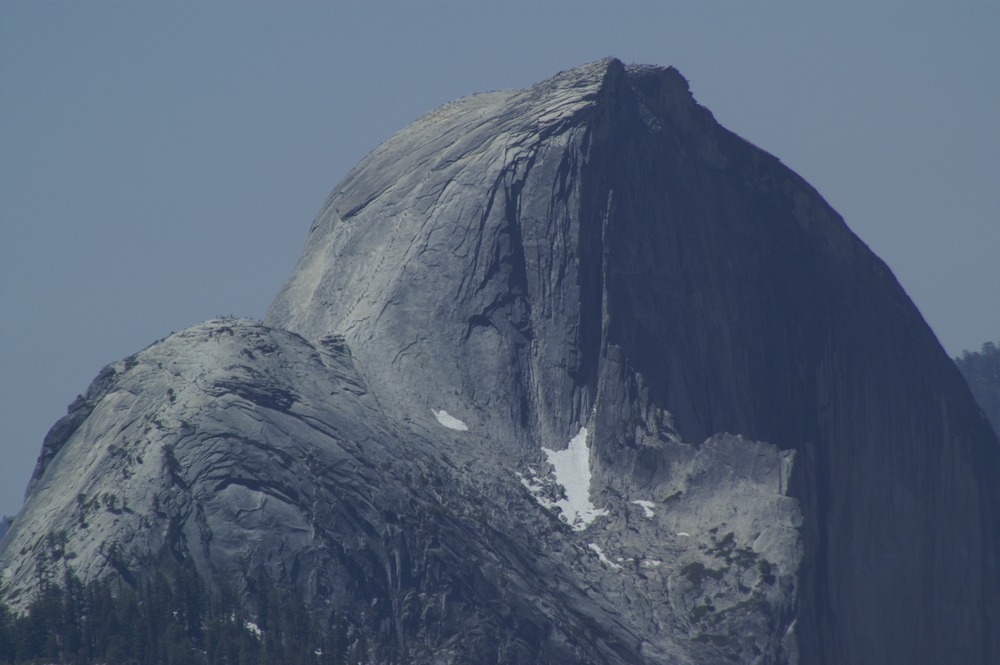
(266, 58, 999, 663)
(4, 59, 998, 663)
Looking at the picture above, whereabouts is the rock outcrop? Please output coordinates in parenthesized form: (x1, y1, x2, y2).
(2, 59, 997, 664)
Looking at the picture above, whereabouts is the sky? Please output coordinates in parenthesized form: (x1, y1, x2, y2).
(1, 1, 998, 518)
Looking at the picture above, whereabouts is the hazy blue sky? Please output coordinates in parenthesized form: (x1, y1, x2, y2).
(2, 2, 998, 517)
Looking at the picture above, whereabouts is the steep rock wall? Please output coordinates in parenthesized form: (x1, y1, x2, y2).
(267, 58, 1000, 663)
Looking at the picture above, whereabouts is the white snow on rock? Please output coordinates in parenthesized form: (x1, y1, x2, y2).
(541, 427, 608, 531)
(432, 409, 469, 431)
(244, 620, 262, 640)
(632, 499, 656, 518)
(588, 543, 622, 570)
(676, 532, 691, 537)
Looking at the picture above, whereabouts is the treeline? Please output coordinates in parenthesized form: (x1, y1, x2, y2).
(956, 340, 1000, 435)
(0, 566, 360, 665)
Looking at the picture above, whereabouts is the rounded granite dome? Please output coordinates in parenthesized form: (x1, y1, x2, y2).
(4, 60, 997, 665)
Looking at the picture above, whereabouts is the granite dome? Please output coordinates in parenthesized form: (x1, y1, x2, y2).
(4, 59, 998, 664)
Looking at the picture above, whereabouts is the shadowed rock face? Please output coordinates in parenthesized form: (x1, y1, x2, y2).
(3, 59, 998, 664)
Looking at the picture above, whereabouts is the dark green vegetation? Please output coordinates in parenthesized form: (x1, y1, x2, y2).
(956, 341, 1000, 435)
(0, 567, 361, 665)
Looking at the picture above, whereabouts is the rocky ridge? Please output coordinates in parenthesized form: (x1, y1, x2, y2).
(1, 318, 800, 663)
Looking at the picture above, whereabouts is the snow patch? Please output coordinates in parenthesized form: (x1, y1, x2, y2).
(433, 409, 468, 431)
(641, 559, 663, 568)
(632, 499, 656, 518)
(541, 427, 608, 530)
(244, 621, 262, 640)
(588, 543, 621, 570)
(676, 532, 691, 537)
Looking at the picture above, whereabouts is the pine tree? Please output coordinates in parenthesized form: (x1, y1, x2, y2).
(0, 562, 366, 665)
